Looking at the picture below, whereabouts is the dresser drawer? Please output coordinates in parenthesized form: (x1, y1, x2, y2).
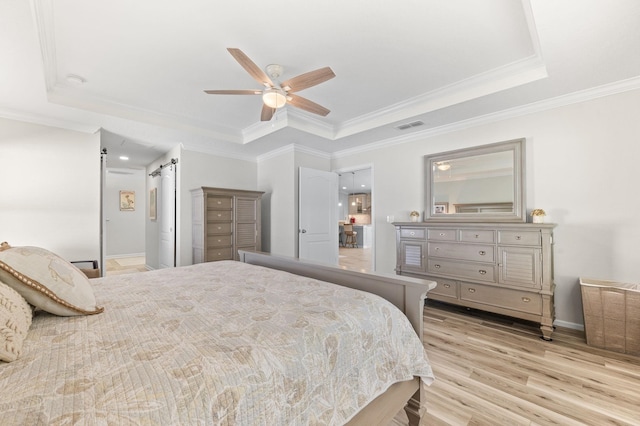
(498, 230, 541, 246)
(400, 228, 426, 240)
(460, 283, 542, 315)
(428, 277, 458, 299)
(207, 210, 233, 222)
(207, 196, 232, 209)
(427, 229, 457, 241)
(428, 241, 495, 262)
(208, 234, 232, 248)
(460, 229, 495, 243)
(428, 259, 496, 282)
(206, 247, 233, 261)
(208, 222, 232, 235)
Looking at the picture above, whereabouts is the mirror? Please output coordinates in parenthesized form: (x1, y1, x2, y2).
(424, 138, 526, 222)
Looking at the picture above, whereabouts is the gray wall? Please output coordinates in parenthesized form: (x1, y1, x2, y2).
(105, 169, 146, 256)
(331, 88, 640, 329)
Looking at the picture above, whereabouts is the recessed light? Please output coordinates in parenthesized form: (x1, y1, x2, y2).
(342, 186, 347, 190)
(360, 184, 365, 187)
(119, 156, 129, 161)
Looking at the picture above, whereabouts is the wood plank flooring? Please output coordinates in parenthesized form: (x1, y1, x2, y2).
(105, 256, 148, 275)
(398, 300, 640, 426)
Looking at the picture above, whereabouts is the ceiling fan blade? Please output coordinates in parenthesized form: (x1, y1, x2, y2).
(227, 48, 274, 88)
(281, 67, 335, 92)
(261, 104, 275, 121)
(287, 94, 330, 116)
(204, 89, 261, 95)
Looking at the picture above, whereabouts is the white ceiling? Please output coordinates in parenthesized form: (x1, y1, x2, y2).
(1, 0, 640, 168)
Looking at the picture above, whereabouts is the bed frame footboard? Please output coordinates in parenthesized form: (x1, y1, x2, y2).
(238, 250, 435, 425)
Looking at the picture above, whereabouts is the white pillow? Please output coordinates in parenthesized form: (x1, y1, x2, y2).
(0, 280, 33, 362)
(0, 242, 103, 316)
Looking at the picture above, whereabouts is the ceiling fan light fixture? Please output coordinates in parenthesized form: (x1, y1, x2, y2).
(262, 88, 287, 109)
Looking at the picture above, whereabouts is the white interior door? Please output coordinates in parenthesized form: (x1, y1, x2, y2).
(159, 165, 176, 268)
(299, 167, 338, 265)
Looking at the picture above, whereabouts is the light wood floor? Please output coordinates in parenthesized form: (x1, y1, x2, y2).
(406, 300, 640, 426)
(339, 246, 372, 271)
(105, 256, 148, 276)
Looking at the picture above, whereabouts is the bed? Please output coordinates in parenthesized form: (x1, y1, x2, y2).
(0, 247, 435, 425)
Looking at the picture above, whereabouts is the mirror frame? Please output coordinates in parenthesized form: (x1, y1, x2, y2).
(424, 138, 526, 222)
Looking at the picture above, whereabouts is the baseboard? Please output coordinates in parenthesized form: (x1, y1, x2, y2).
(106, 252, 145, 259)
(554, 319, 584, 331)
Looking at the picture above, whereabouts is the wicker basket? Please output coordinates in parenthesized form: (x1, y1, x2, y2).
(580, 278, 640, 355)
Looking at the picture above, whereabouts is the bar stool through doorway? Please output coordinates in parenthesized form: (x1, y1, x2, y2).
(343, 224, 358, 248)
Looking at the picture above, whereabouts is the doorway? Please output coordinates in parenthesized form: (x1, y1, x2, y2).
(337, 167, 374, 271)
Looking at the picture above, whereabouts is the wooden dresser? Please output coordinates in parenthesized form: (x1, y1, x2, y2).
(395, 222, 555, 340)
(191, 187, 264, 263)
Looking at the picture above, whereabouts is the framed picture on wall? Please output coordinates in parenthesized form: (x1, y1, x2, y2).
(149, 188, 157, 220)
(120, 190, 135, 211)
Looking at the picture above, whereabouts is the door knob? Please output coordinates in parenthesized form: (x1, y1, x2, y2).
(300, 229, 307, 233)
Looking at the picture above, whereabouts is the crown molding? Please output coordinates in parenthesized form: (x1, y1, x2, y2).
(0, 107, 100, 134)
(332, 76, 640, 159)
(256, 143, 330, 163)
(335, 55, 547, 140)
(30, 0, 57, 91)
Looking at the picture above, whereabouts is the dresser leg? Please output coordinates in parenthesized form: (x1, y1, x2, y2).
(540, 324, 554, 341)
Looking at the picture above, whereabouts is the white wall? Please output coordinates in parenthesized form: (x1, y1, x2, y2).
(258, 150, 296, 257)
(332, 88, 640, 328)
(179, 149, 257, 266)
(0, 117, 100, 262)
(145, 147, 259, 269)
(258, 147, 331, 258)
(105, 169, 146, 257)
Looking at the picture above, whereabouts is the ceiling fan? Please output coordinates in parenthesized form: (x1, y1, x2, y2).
(204, 48, 335, 121)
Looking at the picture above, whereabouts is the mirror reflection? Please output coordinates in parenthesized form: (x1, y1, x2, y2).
(433, 150, 514, 214)
(424, 138, 526, 222)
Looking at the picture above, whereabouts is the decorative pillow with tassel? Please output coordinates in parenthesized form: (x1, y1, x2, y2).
(0, 242, 103, 316)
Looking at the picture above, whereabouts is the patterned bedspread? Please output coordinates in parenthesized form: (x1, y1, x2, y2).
(1, 261, 434, 425)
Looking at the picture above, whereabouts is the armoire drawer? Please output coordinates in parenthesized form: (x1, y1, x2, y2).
(206, 247, 233, 261)
(460, 283, 542, 315)
(207, 210, 233, 222)
(206, 196, 232, 209)
(498, 230, 541, 246)
(428, 277, 458, 299)
(208, 234, 232, 248)
(428, 259, 496, 282)
(428, 241, 495, 262)
(208, 222, 232, 235)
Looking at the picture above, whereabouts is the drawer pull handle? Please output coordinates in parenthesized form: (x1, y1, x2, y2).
(522, 297, 531, 303)
(515, 236, 521, 240)
(410, 231, 415, 236)
(478, 270, 487, 275)
(474, 234, 479, 238)
(443, 284, 451, 289)
(217, 213, 222, 217)
(468, 288, 476, 293)
(217, 226, 222, 230)
(478, 250, 486, 256)
(439, 232, 445, 236)
(434, 264, 441, 269)
(217, 201, 222, 205)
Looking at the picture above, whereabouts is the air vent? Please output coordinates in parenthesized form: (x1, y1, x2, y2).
(394, 120, 424, 131)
